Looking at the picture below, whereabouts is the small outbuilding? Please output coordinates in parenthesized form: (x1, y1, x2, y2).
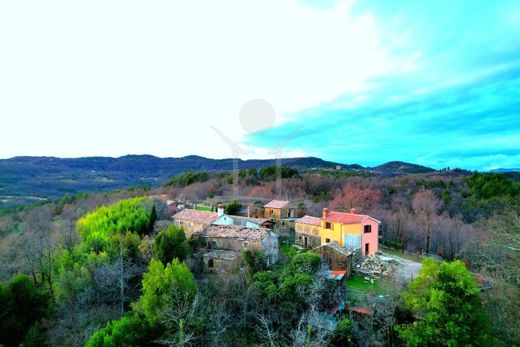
(313, 242, 353, 277)
(202, 249, 240, 274)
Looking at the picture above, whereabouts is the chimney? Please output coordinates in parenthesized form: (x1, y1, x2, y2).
(322, 208, 329, 218)
(217, 204, 224, 217)
(350, 208, 357, 214)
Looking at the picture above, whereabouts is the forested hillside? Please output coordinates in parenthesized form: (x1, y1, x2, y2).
(0, 155, 436, 210)
(0, 169, 518, 346)
(0, 155, 344, 206)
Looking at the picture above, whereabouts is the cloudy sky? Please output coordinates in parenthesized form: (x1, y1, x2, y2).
(1, 0, 519, 170)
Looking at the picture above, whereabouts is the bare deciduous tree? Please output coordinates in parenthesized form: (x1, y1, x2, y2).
(412, 189, 441, 254)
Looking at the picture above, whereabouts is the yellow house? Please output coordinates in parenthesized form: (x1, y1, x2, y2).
(319, 208, 380, 256)
(263, 200, 295, 221)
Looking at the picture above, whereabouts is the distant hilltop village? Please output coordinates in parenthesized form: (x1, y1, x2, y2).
(152, 195, 380, 276)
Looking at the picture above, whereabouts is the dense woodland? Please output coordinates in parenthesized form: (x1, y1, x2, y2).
(0, 168, 519, 346)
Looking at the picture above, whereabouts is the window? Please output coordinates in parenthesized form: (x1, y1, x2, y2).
(326, 238, 331, 243)
(208, 259, 214, 268)
(325, 222, 332, 229)
(364, 225, 372, 233)
(243, 241, 249, 248)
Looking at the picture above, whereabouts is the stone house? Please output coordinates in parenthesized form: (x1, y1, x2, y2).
(202, 225, 279, 266)
(295, 215, 321, 248)
(171, 209, 218, 237)
(202, 250, 240, 274)
(247, 200, 266, 218)
(263, 200, 297, 221)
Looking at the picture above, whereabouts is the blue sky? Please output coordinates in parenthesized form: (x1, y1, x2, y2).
(247, 0, 520, 170)
(0, 0, 519, 170)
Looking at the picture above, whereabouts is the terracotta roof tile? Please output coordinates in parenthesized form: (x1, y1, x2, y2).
(323, 270, 347, 280)
(172, 209, 218, 224)
(264, 200, 290, 209)
(323, 211, 366, 224)
(205, 225, 270, 241)
(295, 215, 321, 226)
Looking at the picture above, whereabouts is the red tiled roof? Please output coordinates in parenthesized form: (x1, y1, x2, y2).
(347, 306, 373, 315)
(323, 269, 347, 280)
(331, 270, 347, 277)
(172, 209, 218, 224)
(323, 211, 367, 224)
(295, 215, 321, 226)
(264, 200, 290, 209)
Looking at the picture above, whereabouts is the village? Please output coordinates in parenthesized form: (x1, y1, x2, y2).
(153, 196, 423, 331)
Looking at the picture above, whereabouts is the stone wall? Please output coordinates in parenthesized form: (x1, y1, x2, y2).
(295, 232, 321, 248)
(202, 251, 240, 274)
(314, 245, 353, 277)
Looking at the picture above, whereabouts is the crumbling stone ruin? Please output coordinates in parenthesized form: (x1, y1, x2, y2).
(356, 254, 396, 277)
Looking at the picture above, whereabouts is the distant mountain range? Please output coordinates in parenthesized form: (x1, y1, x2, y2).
(489, 168, 520, 173)
(0, 155, 438, 208)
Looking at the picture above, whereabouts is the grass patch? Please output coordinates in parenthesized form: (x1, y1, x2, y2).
(195, 204, 212, 212)
(346, 275, 385, 295)
(346, 275, 390, 305)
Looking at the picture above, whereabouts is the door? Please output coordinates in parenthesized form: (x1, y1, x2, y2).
(304, 236, 308, 247)
(365, 243, 369, 255)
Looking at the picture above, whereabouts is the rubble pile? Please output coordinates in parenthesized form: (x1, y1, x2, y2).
(358, 255, 395, 276)
(352, 249, 363, 265)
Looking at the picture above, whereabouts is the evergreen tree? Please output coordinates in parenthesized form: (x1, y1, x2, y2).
(135, 259, 197, 327)
(0, 275, 50, 347)
(153, 226, 191, 264)
(149, 205, 157, 232)
(225, 200, 242, 215)
(86, 315, 155, 347)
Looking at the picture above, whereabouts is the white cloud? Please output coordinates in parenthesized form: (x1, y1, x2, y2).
(0, 0, 392, 159)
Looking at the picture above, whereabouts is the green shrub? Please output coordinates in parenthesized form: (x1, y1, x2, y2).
(331, 318, 354, 346)
(291, 252, 321, 274)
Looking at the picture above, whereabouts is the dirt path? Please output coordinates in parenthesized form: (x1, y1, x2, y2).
(395, 258, 422, 281)
(378, 252, 422, 282)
